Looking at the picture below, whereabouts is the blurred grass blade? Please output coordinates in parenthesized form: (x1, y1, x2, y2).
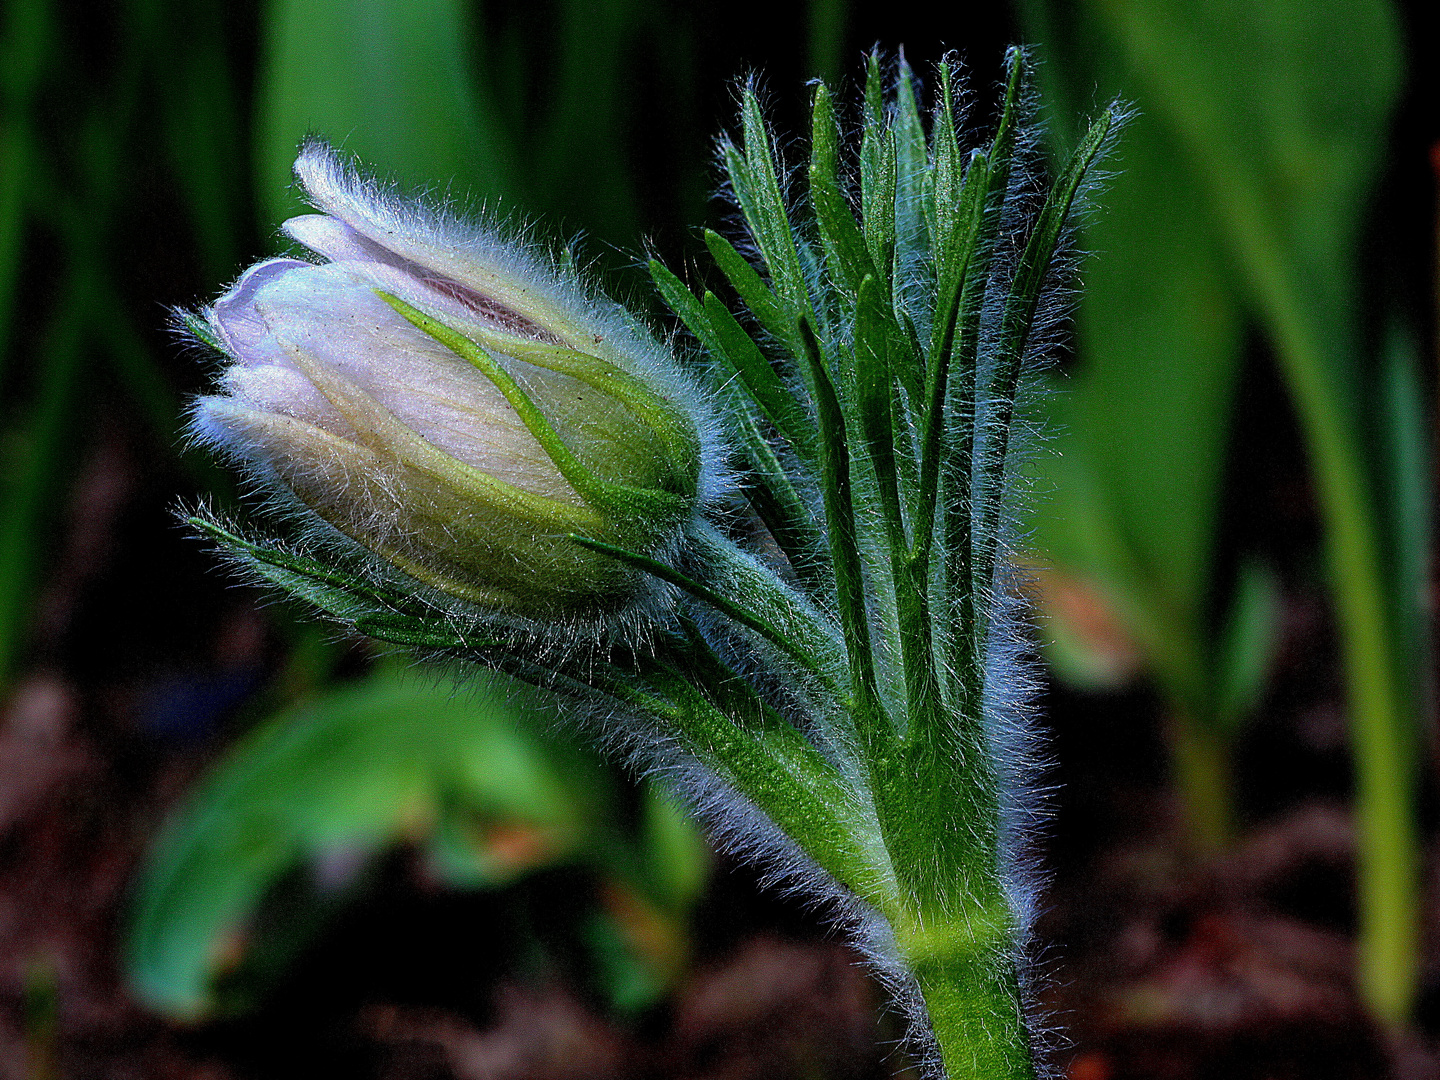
(257, 0, 517, 225)
(0, 279, 87, 684)
(806, 0, 847, 84)
(0, 0, 51, 372)
(1214, 561, 1281, 732)
(528, 0, 641, 244)
(161, 0, 246, 283)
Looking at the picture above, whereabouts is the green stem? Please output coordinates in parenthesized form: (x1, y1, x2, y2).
(1267, 294, 1417, 1031)
(1168, 711, 1234, 856)
(896, 907, 1035, 1080)
(1097, 0, 1418, 1027)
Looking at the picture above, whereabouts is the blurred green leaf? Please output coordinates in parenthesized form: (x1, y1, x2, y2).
(1214, 561, 1281, 732)
(256, 0, 517, 226)
(639, 784, 709, 912)
(1026, 0, 1418, 1023)
(126, 668, 613, 1019)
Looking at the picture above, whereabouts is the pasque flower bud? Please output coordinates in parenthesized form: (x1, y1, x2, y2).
(190, 142, 711, 614)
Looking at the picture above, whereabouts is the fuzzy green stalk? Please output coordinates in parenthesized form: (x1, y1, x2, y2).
(898, 908, 1033, 1080)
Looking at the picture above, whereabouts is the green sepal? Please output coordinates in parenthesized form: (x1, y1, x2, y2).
(854, 274, 905, 551)
(647, 258, 711, 338)
(914, 147, 989, 576)
(649, 260, 814, 462)
(685, 524, 847, 687)
(857, 275, 942, 746)
(891, 307, 926, 413)
(457, 325, 701, 486)
(192, 517, 512, 655)
(379, 292, 695, 525)
(925, 63, 963, 260)
(189, 516, 409, 622)
(181, 310, 229, 356)
(941, 50, 1033, 696)
(352, 614, 502, 652)
(618, 654, 896, 912)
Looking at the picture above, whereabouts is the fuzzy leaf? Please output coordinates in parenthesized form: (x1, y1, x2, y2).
(702, 292, 815, 459)
(810, 83, 875, 295)
(859, 81, 897, 298)
(702, 229, 795, 346)
(974, 101, 1122, 590)
(891, 56, 929, 288)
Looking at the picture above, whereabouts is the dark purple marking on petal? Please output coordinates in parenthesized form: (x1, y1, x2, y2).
(418, 275, 563, 345)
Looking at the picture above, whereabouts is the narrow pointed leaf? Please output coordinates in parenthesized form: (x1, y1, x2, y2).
(891, 56, 928, 282)
(703, 228, 795, 344)
(728, 403, 829, 591)
(650, 259, 814, 461)
(810, 83, 875, 294)
(702, 293, 816, 459)
(570, 530, 841, 688)
(859, 51, 896, 294)
(615, 666, 893, 910)
(797, 318, 886, 738)
(729, 88, 809, 312)
(974, 103, 1122, 589)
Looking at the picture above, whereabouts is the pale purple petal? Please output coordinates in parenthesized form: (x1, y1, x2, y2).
(290, 141, 595, 348)
(238, 261, 571, 497)
(211, 258, 311, 357)
(283, 214, 407, 270)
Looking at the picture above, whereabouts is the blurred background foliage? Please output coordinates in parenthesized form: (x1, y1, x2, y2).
(0, 0, 1434, 1074)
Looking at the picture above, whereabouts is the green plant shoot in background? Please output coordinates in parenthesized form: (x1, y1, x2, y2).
(128, 665, 708, 1020)
(1021, 0, 1428, 1030)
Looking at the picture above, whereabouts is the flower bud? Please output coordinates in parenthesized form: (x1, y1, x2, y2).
(190, 142, 710, 615)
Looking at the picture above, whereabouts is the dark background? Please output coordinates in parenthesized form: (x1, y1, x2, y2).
(0, 1, 1435, 1077)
